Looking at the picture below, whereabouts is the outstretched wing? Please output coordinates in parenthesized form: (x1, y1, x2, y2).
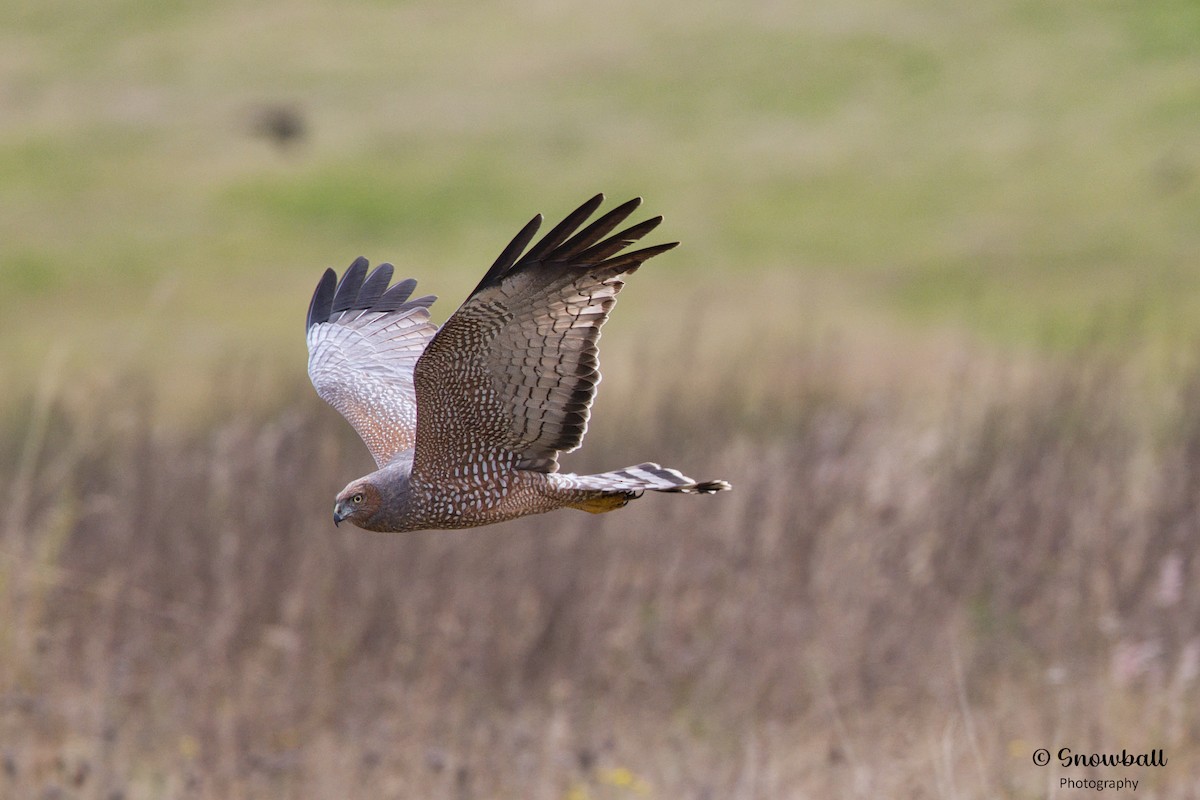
(306, 257, 438, 468)
(412, 194, 677, 478)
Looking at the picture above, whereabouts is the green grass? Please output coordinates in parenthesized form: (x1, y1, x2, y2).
(1, 0, 1199, 395)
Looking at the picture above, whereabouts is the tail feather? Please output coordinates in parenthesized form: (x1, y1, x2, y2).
(573, 462, 732, 495)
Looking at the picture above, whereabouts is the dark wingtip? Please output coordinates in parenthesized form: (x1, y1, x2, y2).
(520, 193, 607, 264)
(306, 267, 338, 330)
(473, 212, 544, 294)
(556, 196, 645, 261)
(596, 240, 679, 274)
(408, 294, 438, 309)
(356, 263, 394, 308)
(374, 277, 418, 311)
(308, 260, 431, 330)
(331, 256, 369, 314)
(469, 195, 677, 297)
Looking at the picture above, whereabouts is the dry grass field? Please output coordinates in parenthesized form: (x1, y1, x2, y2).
(4, 0, 1200, 797)
(5, 331, 1200, 798)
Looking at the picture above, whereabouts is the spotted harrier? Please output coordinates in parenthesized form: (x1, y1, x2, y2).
(306, 194, 731, 532)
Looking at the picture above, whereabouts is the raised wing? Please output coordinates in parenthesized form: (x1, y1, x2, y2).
(306, 257, 438, 467)
(412, 194, 677, 478)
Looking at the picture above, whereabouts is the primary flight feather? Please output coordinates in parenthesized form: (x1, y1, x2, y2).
(306, 194, 731, 532)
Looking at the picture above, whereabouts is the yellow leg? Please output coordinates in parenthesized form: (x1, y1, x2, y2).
(568, 493, 634, 514)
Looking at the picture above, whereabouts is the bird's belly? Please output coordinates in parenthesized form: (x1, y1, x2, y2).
(413, 471, 562, 529)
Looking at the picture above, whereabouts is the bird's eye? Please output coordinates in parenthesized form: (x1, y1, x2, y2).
(352, 493, 364, 504)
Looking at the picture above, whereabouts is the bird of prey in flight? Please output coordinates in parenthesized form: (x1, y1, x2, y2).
(306, 194, 730, 532)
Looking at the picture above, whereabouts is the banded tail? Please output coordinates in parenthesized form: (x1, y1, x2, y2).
(565, 462, 731, 513)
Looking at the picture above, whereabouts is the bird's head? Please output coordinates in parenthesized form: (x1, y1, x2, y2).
(333, 481, 382, 529)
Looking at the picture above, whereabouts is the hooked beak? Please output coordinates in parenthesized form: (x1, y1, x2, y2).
(333, 503, 346, 527)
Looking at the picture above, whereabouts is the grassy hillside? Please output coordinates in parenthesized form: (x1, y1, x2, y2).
(2, 0, 1199, 398)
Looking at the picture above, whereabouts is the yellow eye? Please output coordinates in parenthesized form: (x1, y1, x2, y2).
(352, 493, 364, 504)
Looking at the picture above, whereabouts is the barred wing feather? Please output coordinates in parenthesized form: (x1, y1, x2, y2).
(412, 195, 677, 478)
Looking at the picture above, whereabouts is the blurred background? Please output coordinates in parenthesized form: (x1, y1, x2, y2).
(3, 0, 1199, 797)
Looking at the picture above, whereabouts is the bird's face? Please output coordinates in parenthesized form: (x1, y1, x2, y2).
(333, 481, 382, 529)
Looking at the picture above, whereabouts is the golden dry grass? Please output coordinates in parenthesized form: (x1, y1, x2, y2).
(4, 328, 1200, 798)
